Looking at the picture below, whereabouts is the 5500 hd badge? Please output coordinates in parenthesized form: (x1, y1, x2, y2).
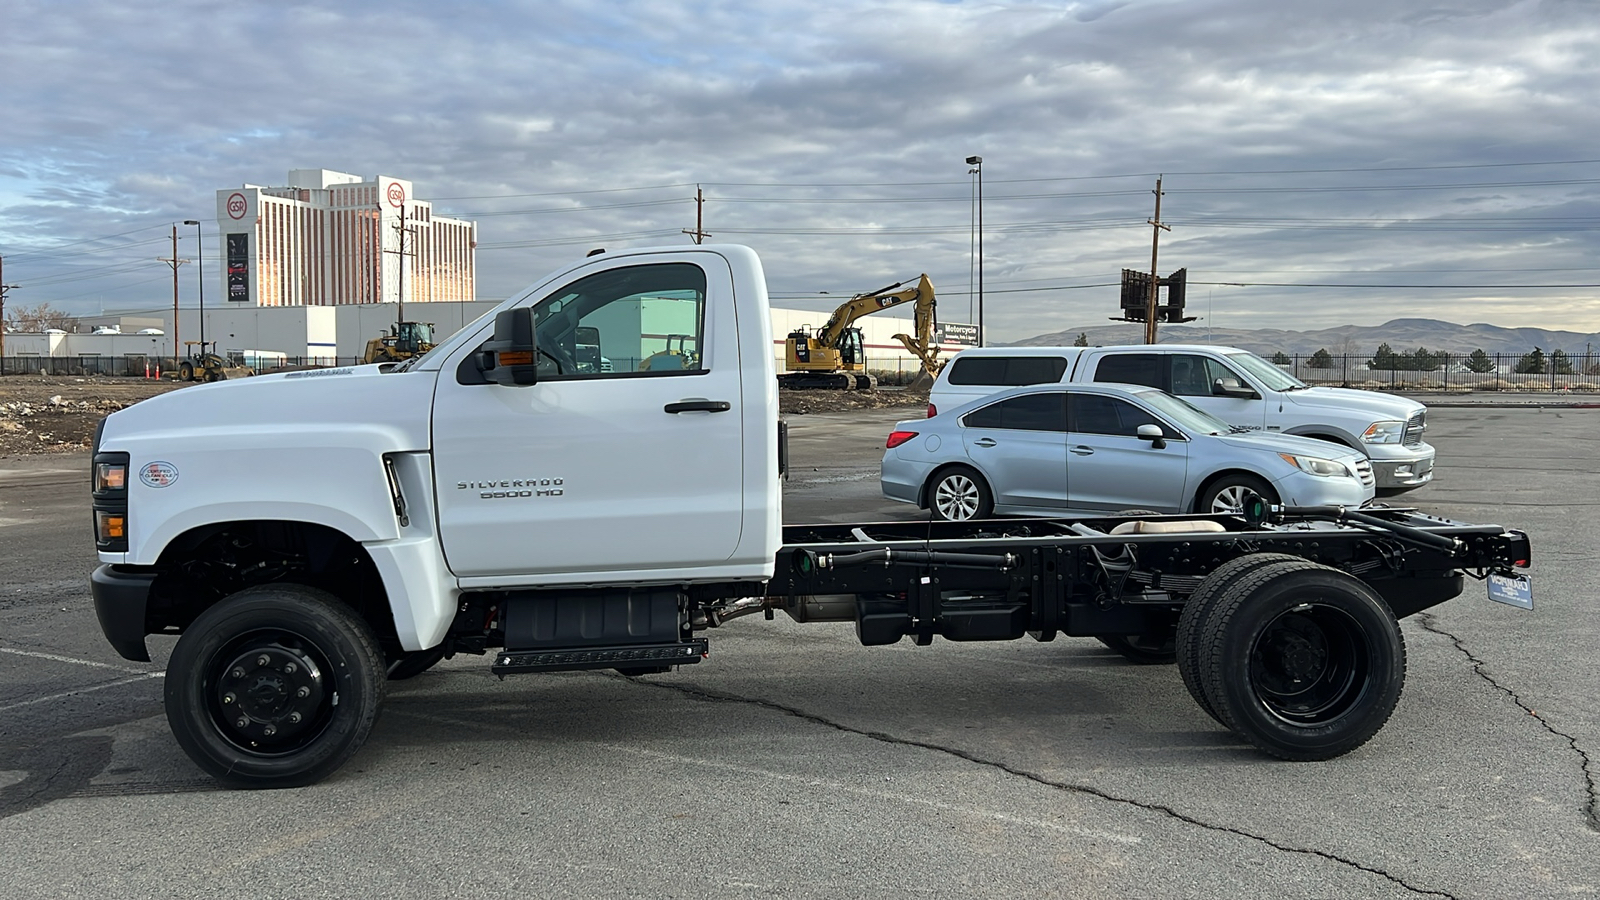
(458, 479, 564, 499)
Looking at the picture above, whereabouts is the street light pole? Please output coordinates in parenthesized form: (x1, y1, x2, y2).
(965, 156, 984, 347)
(184, 220, 205, 353)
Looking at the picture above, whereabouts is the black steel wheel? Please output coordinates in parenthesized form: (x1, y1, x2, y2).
(165, 584, 385, 788)
(927, 466, 994, 521)
(1176, 554, 1311, 723)
(1097, 631, 1177, 665)
(178, 361, 195, 382)
(1195, 564, 1405, 760)
(386, 647, 446, 681)
(1198, 473, 1277, 515)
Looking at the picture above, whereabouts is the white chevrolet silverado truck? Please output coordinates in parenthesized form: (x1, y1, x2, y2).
(88, 244, 1531, 788)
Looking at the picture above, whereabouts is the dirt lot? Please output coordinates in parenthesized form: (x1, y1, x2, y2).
(0, 375, 187, 458)
(0, 373, 925, 457)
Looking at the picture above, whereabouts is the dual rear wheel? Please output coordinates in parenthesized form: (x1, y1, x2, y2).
(1177, 557, 1405, 759)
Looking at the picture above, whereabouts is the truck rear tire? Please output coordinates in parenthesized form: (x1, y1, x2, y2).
(1176, 554, 1311, 723)
(1195, 564, 1405, 760)
(165, 584, 386, 788)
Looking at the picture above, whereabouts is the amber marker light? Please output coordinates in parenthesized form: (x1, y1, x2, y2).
(96, 510, 126, 542)
(95, 462, 128, 492)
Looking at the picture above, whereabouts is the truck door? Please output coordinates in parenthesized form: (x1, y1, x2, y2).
(431, 255, 745, 579)
(1166, 354, 1268, 432)
(1065, 392, 1190, 513)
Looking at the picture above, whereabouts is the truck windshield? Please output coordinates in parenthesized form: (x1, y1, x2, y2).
(1136, 390, 1231, 436)
(1224, 351, 1307, 391)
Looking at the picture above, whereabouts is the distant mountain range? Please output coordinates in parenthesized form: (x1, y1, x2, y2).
(1009, 318, 1600, 357)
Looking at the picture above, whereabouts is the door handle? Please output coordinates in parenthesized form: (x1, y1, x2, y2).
(664, 399, 732, 414)
(1070, 446, 1094, 456)
(973, 437, 997, 448)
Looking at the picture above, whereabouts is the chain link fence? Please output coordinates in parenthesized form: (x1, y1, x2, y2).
(1266, 353, 1600, 392)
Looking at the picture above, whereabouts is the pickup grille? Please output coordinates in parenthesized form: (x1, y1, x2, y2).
(1403, 410, 1426, 447)
(1354, 459, 1375, 487)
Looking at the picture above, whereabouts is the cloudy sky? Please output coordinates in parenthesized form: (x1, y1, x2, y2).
(3, 0, 1597, 342)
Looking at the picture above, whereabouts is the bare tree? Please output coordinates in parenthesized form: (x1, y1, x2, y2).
(3, 302, 79, 333)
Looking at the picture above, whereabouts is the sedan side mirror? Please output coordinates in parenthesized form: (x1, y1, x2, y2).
(1136, 423, 1167, 449)
(1213, 377, 1260, 400)
(479, 307, 539, 386)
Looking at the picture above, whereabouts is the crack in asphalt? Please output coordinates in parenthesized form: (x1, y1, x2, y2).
(1415, 612, 1600, 833)
(624, 675, 1458, 899)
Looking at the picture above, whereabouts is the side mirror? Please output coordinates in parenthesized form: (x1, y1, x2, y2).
(1213, 377, 1260, 400)
(479, 308, 539, 387)
(1136, 423, 1167, 449)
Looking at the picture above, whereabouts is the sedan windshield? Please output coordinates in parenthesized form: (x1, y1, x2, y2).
(1225, 351, 1307, 391)
(1135, 390, 1233, 436)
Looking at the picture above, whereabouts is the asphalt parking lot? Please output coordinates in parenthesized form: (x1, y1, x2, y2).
(0, 403, 1596, 899)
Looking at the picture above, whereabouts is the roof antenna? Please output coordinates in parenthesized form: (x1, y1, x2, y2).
(586, 247, 605, 257)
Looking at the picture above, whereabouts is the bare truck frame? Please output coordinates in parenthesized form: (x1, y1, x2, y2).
(463, 505, 1528, 765)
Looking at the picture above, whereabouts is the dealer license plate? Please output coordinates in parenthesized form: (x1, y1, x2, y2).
(1487, 573, 1532, 609)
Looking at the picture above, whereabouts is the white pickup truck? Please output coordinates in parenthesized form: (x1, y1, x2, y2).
(929, 345, 1434, 493)
(88, 244, 1529, 788)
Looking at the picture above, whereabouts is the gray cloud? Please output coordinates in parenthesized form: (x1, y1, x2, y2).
(1, 0, 1596, 339)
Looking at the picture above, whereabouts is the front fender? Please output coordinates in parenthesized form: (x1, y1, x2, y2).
(110, 435, 405, 565)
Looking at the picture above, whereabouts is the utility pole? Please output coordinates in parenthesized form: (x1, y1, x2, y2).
(388, 203, 417, 330)
(682, 186, 711, 244)
(0, 255, 17, 377)
(158, 225, 190, 364)
(1144, 176, 1170, 345)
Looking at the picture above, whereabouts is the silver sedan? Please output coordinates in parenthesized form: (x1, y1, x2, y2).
(881, 382, 1375, 521)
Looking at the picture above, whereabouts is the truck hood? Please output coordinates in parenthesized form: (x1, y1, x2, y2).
(1214, 429, 1368, 464)
(99, 365, 437, 452)
(1282, 386, 1422, 419)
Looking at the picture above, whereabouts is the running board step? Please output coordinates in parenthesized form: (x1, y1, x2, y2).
(493, 640, 708, 675)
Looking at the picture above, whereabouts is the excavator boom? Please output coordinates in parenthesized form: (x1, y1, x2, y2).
(781, 273, 944, 390)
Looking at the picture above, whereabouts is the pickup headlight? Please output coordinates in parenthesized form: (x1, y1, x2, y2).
(1278, 453, 1352, 478)
(1361, 421, 1405, 445)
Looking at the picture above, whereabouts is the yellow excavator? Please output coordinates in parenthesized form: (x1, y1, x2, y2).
(363, 321, 436, 365)
(780, 273, 945, 390)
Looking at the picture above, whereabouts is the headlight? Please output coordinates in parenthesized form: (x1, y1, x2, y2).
(1278, 453, 1351, 478)
(1361, 421, 1405, 444)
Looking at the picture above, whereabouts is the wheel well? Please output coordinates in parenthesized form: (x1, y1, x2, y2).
(147, 520, 399, 652)
(1191, 469, 1277, 513)
(1298, 432, 1358, 449)
(917, 462, 986, 508)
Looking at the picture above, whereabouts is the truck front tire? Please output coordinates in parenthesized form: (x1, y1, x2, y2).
(165, 584, 385, 788)
(1194, 564, 1405, 760)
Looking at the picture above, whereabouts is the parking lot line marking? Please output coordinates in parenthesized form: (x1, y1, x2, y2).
(0, 646, 153, 674)
(0, 672, 164, 713)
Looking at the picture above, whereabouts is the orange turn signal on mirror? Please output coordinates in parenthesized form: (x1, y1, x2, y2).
(498, 351, 535, 366)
